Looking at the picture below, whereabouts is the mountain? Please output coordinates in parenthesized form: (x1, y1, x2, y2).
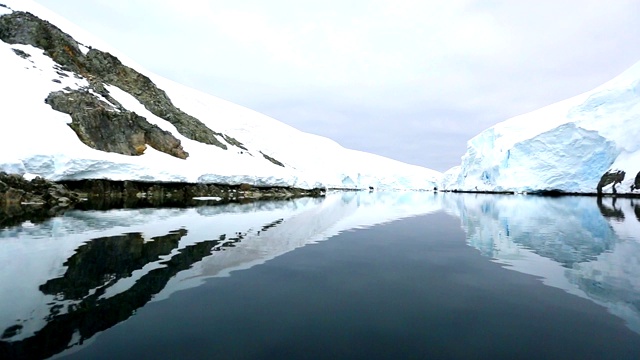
(441, 60, 640, 194)
(0, 1, 441, 191)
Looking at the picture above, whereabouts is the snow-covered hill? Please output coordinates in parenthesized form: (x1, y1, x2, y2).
(0, 1, 441, 191)
(441, 61, 640, 194)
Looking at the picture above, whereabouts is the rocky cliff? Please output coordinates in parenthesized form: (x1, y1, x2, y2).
(0, 9, 250, 158)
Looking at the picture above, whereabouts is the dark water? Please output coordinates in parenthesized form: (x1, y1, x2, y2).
(1, 193, 640, 359)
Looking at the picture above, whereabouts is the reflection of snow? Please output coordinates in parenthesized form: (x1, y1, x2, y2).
(445, 194, 640, 334)
(0, 191, 440, 343)
(3, 191, 639, 352)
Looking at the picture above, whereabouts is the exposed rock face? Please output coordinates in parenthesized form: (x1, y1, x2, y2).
(63, 179, 325, 206)
(46, 90, 188, 159)
(260, 151, 285, 167)
(0, 11, 246, 151)
(597, 170, 625, 195)
(0, 172, 82, 228)
(82, 49, 245, 150)
(0, 172, 80, 206)
(632, 171, 640, 191)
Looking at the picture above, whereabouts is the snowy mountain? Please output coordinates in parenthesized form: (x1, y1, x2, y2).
(441, 61, 640, 194)
(0, 1, 441, 191)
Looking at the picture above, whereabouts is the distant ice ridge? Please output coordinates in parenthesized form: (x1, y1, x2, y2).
(0, 0, 441, 190)
(441, 61, 640, 194)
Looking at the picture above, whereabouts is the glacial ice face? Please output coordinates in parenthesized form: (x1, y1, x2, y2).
(451, 123, 619, 193)
(444, 61, 640, 194)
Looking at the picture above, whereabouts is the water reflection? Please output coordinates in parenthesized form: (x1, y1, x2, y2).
(445, 194, 640, 334)
(2, 191, 640, 359)
(0, 192, 439, 359)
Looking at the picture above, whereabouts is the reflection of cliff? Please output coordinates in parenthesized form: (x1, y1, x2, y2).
(597, 197, 625, 221)
(40, 230, 185, 300)
(0, 192, 442, 359)
(0, 214, 291, 360)
(447, 194, 640, 334)
(0, 231, 226, 360)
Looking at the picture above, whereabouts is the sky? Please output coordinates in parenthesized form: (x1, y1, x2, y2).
(32, 0, 640, 172)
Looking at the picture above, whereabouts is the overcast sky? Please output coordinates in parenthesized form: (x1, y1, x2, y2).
(33, 0, 640, 172)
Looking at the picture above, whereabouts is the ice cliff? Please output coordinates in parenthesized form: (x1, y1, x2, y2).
(441, 61, 640, 194)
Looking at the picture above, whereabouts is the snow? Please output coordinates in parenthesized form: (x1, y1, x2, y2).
(443, 61, 640, 194)
(193, 196, 222, 201)
(0, 0, 441, 190)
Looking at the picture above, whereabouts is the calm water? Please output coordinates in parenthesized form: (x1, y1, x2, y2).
(1, 192, 640, 359)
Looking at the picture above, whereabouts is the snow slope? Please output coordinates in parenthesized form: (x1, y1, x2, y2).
(0, 0, 441, 190)
(441, 61, 640, 194)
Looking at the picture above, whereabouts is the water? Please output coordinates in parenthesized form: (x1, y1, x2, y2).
(1, 192, 640, 359)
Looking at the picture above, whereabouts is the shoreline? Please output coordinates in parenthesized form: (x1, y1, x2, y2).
(0, 173, 325, 229)
(440, 189, 640, 198)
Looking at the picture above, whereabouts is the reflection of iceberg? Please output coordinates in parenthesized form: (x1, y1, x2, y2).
(0, 191, 441, 359)
(443, 194, 640, 334)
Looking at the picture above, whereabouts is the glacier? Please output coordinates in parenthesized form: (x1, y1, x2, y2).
(441, 61, 640, 194)
(0, 0, 441, 191)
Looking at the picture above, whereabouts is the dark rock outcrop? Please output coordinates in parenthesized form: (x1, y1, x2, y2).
(0, 172, 82, 228)
(631, 171, 640, 191)
(0, 172, 80, 206)
(62, 179, 325, 208)
(11, 47, 29, 58)
(46, 89, 188, 159)
(0, 11, 246, 151)
(260, 151, 285, 167)
(597, 170, 625, 195)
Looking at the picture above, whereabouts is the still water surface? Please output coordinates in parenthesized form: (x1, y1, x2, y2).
(1, 192, 640, 359)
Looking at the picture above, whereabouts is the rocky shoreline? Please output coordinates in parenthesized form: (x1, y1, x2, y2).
(0, 172, 325, 228)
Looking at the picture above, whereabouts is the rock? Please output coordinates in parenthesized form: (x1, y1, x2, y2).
(45, 90, 189, 159)
(11, 48, 30, 59)
(259, 151, 284, 167)
(597, 170, 626, 195)
(4, 188, 25, 204)
(0, 11, 246, 151)
(632, 171, 640, 191)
